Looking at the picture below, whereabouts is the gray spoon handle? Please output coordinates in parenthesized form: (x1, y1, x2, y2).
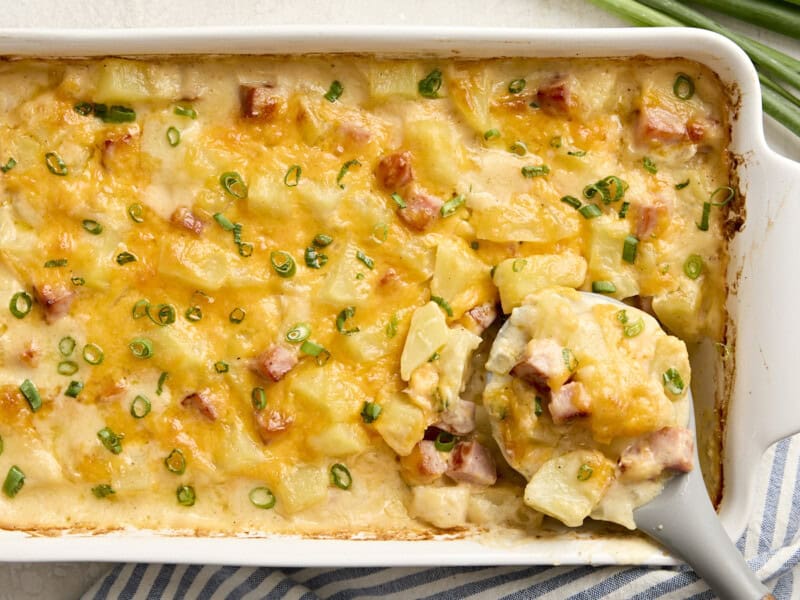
(634, 468, 772, 600)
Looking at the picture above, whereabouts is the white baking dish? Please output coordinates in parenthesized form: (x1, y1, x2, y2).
(0, 26, 798, 566)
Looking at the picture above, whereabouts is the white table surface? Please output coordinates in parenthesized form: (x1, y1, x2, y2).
(1, 1, 798, 598)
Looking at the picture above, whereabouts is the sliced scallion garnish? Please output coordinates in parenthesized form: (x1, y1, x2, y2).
(57, 361, 79, 376)
(251, 387, 267, 410)
(356, 250, 374, 270)
(20, 379, 41, 412)
(97, 426, 123, 455)
(508, 78, 526, 94)
(562, 348, 579, 372)
(9, 292, 32, 319)
(577, 463, 594, 481)
(300, 340, 330, 366)
(82, 219, 103, 235)
(624, 318, 644, 338)
(360, 401, 382, 424)
(618, 201, 630, 219)
(116, 251, 137, 265)
(663, 368, 685, 395)
(45, 152, 67, 176)
(65, 380, 83, 398)
(166, 127, 181, 147)
(220, 171, 248, 199)
(440, 195, 465, 218)
(249, 486, 276, 509)
(148, 304, 176, 326)
(3, 466, 25, 498)
(550, 136, 562, 148)
(304, 246, 328, 269)
(391, 193, 407, 209)
(430, 295, 454, 317)
(174, 105, 197, 119)
(684, 254, 704, 279)
(673, 73, 695, 100)
(96, 105, 136, 123)
(560, 195, 581, 209)
(129, 395, 151, 419)
(156, 372, 168, 395)
(642, 156, 658, 174)
(336, 306, 360, 335)
(286, 323, 311, 343)
(229, 307, 246, 323)
(697, 202, 711, 231)
(214, 361, 229, 374)
(434, 431, 456, 452)
(418, 68, 443, 98)
(284, 165, 301, 187)
(509, 141, 528, 156)
(270, 251, 296, 278)
(313, 234, 333, 247)
(324, 80, 344, 103)
(483, 128, 500, 140)
(176, 484, 196, 506)
(129, 338, 154, 359)
(622, 235, 639, 264)
(185, 306, 202, 322)
(44, 259, 68, 268)
(676, 180, 690, 190)
(385, 313, 399, 339)
(92, 484, 115, 499)
(336, 159, 360, 188)
(83, 343, 104, 365)
(521, 165, 550, 178)
(534, 395, 543, 417)
(164, 449, 186, 474)
(579, 204, 602, 221)
(128, 203, 144, 223)
(132, 299, 150, 319)
(512, 258, 527, 273)
(592, 280, 616, 294)
(330, 463, 352, 490)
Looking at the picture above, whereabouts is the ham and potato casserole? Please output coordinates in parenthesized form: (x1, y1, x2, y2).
(0, 55, 735, 536)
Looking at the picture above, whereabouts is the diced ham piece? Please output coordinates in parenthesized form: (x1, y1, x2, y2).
(33, 284, 75, 323)
(511, 338, 565, 388)
(337, 121, 372, 146)
(19, 341, 40, 367)
(536, 77, 573, 116)
(240, 85, 281, 120)
(397, 191, 443, 232)
(101, 133, 135, 172)
(549, 381, 591, 424)
(254, 409, 294, 444)
(636, 106, 686, 145)
(400, 440, 450, 485)
(181, 390, 218, 421)
(380, 268, 399, 286)
(619, 426, 694, 480)
(170, 207, 204, 235)
(446, 440, 497, 486)
(468, 303, 497, 334)
(253, 345, 298, 382)
(376, 151, 414, 190)
(686, 120, 706, 143)
(435, 401, 477, 436)
(636, 201, 671, 239)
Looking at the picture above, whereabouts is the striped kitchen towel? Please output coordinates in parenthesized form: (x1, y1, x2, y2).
(82, 435, 800, 600)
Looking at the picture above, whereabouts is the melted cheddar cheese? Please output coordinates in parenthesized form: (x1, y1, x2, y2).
(0, 55, 732, 536)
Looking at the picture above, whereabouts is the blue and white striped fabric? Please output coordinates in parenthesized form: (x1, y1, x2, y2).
(81, 435, 800, 600)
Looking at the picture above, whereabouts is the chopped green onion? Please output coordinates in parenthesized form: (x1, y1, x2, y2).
(428, 352, 440, 362)
(509, 141, 528, 156)
(44, 258, 68, 268)
(229, 307, 246, 323)
(300, 340, 331, 366)
(284, 164, 301, 187)
(96, 105, 136, 123)
(675, 180, 690, 190)
(165, 449, 186, 474)
(440, 195, 465, 217)
(20, 379, 41, 412)
(550, 136, 562, 148)
(578, 204, 602, 219)
(0, 157, 16, 173)
(166, 127, 181, 147)
(174, 105, 197, 119)
(512, 258, 527, 273)
(434, 431, 456, 452)
(622, 235, 639, 264)
(431, 295, 454, 317)
(508, 78, 526, 94)
(97, 426, 123, 455)
(673, 73, 695, 100)
(391, 193, 407, 209)
(286, 323, 311, 343)
(356, 250, 374, 269)
(336, 306, 360, 335)
(82, 219, 103, 235)
(270, 251, 296, 278)
(177, 484, 196, 507)
(251, 387, 267, 411)
(385, 313, 399, 339)
(214, 361, 229, 374)
(567, 150, 587, 157)
(324, 80, 344, 103)
(529, 101, 540, 109)
(483, 128, 500, 140)
(185, 306, 202, 322)
(132, 299, 149, 319)
(213, 212, 235, 231)
(684, 254, 704, 279)
(65, 380, 83, 398)
(156, 372, 168, 395)
(304, 246, 328, 269)
(562, 348, 579, 372)
(355, 273, 365, 280)
(336, 159, 360, 188)
(616, 310, 629, 324)
(9, 292, 32, 319)
(74, 101, 94, 115)
(219, 171, 248, 199)
(92, 484, 115, 499)
(577, 463, 594, 481)
(418, 68, 443, 98)
(129, 337, 154, 359)
(592, 280, 617, 294)
(624, 318, 644, 338)
(45, 151, 67, 176)
(521, 165, 550, 178)
(128, 203, 144, 223)
(82, 342, 104, 365)
(116, 251, 137, 265)
(710, 186, 736, 207)
(330, 463, 352, 490)
(313, 234, 333, 247)
(130, 395, 151, 419)
(642, 156, 658, 174)
(663, 368, 685, 395)
(148, 303, 176, 326)
(57, 361, 79, 376)
(561, 195, 581, 209)
(249, 486, 276, 509)
(618, 201, 630, 219)
(470, 241, 479, 250)
(3, 466, 25, 498)
(360, 401, 382, 424)
(697, 202, 711, 231)
(534, 395, 543, 417)
(238, 242, 254, 257)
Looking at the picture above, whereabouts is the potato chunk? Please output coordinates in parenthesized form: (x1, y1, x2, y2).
(400, 302, 450, 381)
(493, 253, 587, 313)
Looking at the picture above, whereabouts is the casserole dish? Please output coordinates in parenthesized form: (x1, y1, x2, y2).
(0, 26, 798, 566)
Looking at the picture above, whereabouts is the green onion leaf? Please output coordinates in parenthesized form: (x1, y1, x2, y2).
(313, 234, 333, 247)
(214, 361, 229, 374)
(567, 150, 587, 157)
(270, 251, 296, 278)
(592, 280, 617, 294)
(578, 204, 602, 219)
(360, 401, 382, 424)
(116, 251, 137, 265)
(550, 136, 562, 148)
(185, 306, 202, 322)
(684, 254, 704, 279)
(44, 258, 68, 268)
(508, 78, 526, 94)
(45, 151, 68, 176)
(616, 310, 629, 324)
(148, 303, 176, 326)
(673, 73, 695, 100)
(249, 486, 276, 509)
(304, 246, 328, 269)
(584, 175, 627, 204)
(174, 105, 197, 119)
(430, 295, 454, 317)
(83, 342, 105, 365)
(330, 463, 352, 490)
(98, 105, 136, 123)
(663, 368, 685, 395)
(74, 101, 94, 116)
(3, 466, 25, 498)
(9, 291, 32, 319)
(176, 484, 196, 507)
(82, 219, 103, 235)
(675, 180, 690, 190)
(97, 426, 124, 455)
(642, 156, 658, 174)
(512, 258, 527, 273)
(560, 195, 581, 209)
(20, 379, 41, 412)
(0, 157, 16, 173)
(156, 372, 168, 395)
(483, 128, 500, 140)
(92, 484, 115, 499)
(577, 463, 594, 481)
(618, 201, 630, 219)
(213, 212, 235, 231)
(132, 299, 150, 319)
(418, 68, 443, 98)
(622, 235, 639, 264)
(336, 306, 360, 335)
(165, 449, 186, 475)
(286, 323, 311, 343)
(710, 186, 736, 207)
(65, 380, 83, 398)
(130, 395, 151, 419)
(229, 307, 246, 323)
(623, 318, 644, 338)
(324, 80, 344, 103)
(237, 241, 254, 258)
(336, 159, 360, 188)
(509, 141, 528, 156)
(521, 165, 550, 178)
(300, 340, 331, 366)
(697, 202, 711, 231)
(356, 250, 374, 270)
(128, 203, 145, 223)
(129, 337, 154, 359)
(534, 395, 543, 417)
(440, 195, 465, 218)
(284, 164, 302, 187)
(385, 313, 399, 339)
(562, 348, 579, 372)
(251, 387, 267, 411)
(57, 361, 79, 376)
(391, 193, 407, 209)
(434, 431, 456, 452)
(219, 171, 248, 199)
(166, 126, 181, 147)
